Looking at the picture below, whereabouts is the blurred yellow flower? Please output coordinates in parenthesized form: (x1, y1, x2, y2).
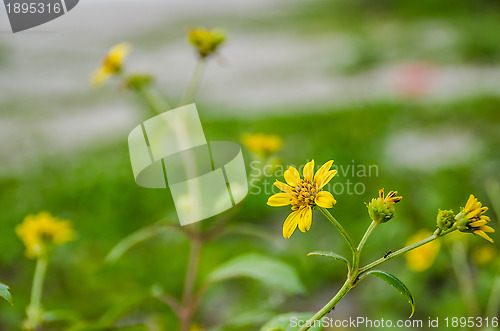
(472, 244, 497, 266)
(189, 324, 204, 331)
(16, 212, 75, 258)
(405, 229, 441, 272)
(456, 194, 495, 243)
(92, 42, 131, 86)
(242, 133, 283, 157)
(367, 188, 402, 224)
(188, 27, 226, 58)
(267, 160, 337, 239)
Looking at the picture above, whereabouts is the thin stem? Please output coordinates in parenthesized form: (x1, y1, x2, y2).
(179, 59, 206, 106)
(357, 221, 377, 254)
(26, 255, 48, 331)
(359, 227, 456, 274)
(318, 207, 356, 257)
(179, 234, 202, 331)
(298, 279, 352, 331)
(140, 88, 171, 114)
(359, 234, 436, 273)
(353, 221, 378, 273)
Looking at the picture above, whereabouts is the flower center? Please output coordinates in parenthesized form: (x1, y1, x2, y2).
(291, 179, 318, 210)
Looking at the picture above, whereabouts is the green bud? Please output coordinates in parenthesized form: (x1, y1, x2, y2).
(125, 74, 153, 91)
(367, 198, 396, 223)
(436, 209, 455, 231)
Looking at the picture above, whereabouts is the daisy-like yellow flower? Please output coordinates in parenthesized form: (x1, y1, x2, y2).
(242, 133, 283, 157)
(456, 194, 495, 243)
(405, 229, 441, 272)
(366, 188, 402, 223)
(188, 27, 226, 58)
(92, 42, 131, 86)
(267, 160, 337, 239)
(16, 212, 75, 258)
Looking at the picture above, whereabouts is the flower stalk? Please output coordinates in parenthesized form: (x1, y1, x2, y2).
(25, 254, 48, 331)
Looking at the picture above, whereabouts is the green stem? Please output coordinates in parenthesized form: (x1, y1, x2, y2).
(359, 227, 456, 274)
(298, 279, 352, 331)
(179, 59, 206, 106)
(318, 207, 356, 257)
(26, 255, 48, 331)
(353, 221, 378, 272)
(137, 87, 171, 115)
(301, 226, 457, 330)
(179, 233, 202, 331)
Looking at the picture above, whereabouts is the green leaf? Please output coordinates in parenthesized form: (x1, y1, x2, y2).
(307, 251, 350, 269)
(206, 253, 305, 294)
(0, 283, 12, 305)
(364, 270, 415, 318)
(261, 312, 323, 331)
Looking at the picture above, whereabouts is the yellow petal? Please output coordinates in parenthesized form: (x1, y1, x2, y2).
(378, 188, 385, 199)
(267, 193, 293, 207)
(298, 206, 312, 232)
(314, 160, 334, 182)
(318, 170, 337, 189)
(92, 68, 110, 86)
(284, 166, 300, 187)
(315, 191, 336, 208)
(283, 210, 300, 239)
(109, 42, 131, 61)
(474, 230, 494, 243)
(303, 160, 314, 181)
(469, 220, 488, 227)
(274, 180, 293, 194)
(464, 194, 476, 212)
(479, 225, 495, 233)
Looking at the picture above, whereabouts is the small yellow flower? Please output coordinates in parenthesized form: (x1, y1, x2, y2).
(456, 195, 495, 243)
(16, 212, 75, 258)
(366, 188, 402, 223)
(92, 42, 131, 86)
(188, 27, 226, 58)
(242, 133, 283, 157)
(405, 229, 441, 272)
(267, 160, 337, 239)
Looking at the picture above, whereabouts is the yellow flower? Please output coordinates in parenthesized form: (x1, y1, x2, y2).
(267, 160, 337, 239)
(472, 244, 497, 266)
(456, 195, 495, 243)
(242, 133, 283, 157)
(92, 42, 131, 86)
(16, 212, 75, 258)
(405, 229, 441, 272)
(366, 188, 402, 223)
(188, 27, 226, 58)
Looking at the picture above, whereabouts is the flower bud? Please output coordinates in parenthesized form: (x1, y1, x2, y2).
(436, 209, 455, 231)
(367, 189, 402, 223)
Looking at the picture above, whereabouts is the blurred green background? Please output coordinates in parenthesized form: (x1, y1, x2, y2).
(0, 0, 499, 330)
